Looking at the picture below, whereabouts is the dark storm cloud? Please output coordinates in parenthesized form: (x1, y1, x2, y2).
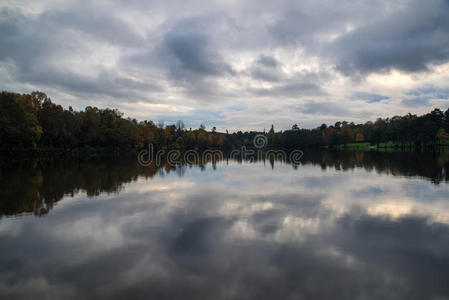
(250, 68, 282, 82)
(248, 54, 284, 82)
(331, 0, 449, 75)
(256, 55, 279, 68)
(159, 28, 237, 98)
(123, 21, 237, 100)
(164, 29, 234, 78)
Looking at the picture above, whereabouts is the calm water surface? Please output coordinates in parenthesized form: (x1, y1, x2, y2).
(1, 151, 449, 299)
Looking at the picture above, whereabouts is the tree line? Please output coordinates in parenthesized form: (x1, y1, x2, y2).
(1, 91, 449, 152)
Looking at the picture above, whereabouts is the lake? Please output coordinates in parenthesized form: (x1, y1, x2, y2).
(1, 151, 449, 299)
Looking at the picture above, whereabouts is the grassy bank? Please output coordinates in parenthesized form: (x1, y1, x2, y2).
(335, 140, 449, 151)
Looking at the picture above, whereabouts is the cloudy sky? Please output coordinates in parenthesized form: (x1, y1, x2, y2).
(1, 0, 449, 131)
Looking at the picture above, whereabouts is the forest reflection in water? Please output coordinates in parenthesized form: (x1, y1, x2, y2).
(0, 151, 448, 300)
(1, 151, 448, 218)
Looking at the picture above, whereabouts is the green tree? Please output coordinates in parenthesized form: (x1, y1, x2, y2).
(0, 92, 42, 148)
